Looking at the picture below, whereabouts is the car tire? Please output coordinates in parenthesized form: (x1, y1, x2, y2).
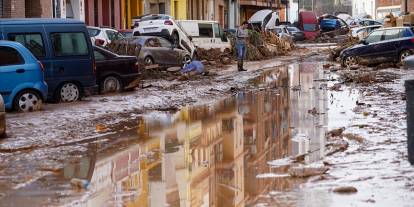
(342, 56, 358, 68)
(13, 89, 43, 112)
(171, 32, 179, 48)
(100, 76, 122, 94)
(182, 55, 191, 67)
(144, 56, 154, 65)
(400, 50, 412, 64)
(56, 82, 81, 103)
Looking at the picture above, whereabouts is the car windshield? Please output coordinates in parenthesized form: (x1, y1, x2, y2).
(140, 15, 170, 21)
(88, 28, 100, 37)
(274, 28, 282, 33)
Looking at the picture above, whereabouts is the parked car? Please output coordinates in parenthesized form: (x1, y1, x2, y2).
(271, 26, 293, 42)
(287, 26, 306, 41)
(298, 11, 320, 40)
(0, 18, 98, 102)
(132, 14, 197, 58)
(351, 25, 382, 40)
(177, 20, 232, 53)
(0, 41, 48, 112)
(248, 9, 280, 31)
(93, 46, 140, 94)
(87, 26, 124, 46)
(0, 95, 5, 137)
(340, 27, 414, 67)
(320, 18, 349, 33)
(108, 36, 191, 67)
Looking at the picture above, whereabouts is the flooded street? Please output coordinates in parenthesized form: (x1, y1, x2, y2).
(1, 57, 414, 207)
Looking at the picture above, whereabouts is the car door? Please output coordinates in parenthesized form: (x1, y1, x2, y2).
(198, 23, 214, 50)
(358, 30, 385, 64)
(212, 23, 229, 52)
(158, 37, 181, 65)
(0, 46, 26, 103)
(381, 29, 402, 61)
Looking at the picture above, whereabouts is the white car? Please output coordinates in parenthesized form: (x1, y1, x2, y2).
(87, 26, 124, 46)
(249, 9, 280, 31)
(0, 95, 5, 137)
(132, 14, 196, 58)
(351, 25, 382, 40)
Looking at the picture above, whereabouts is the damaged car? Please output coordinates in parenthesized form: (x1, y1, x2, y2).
(340, 27, 414, 67)
(0, 95, 5, 137)
(107, 36, 191, 67)
(93, 46, 140, 94)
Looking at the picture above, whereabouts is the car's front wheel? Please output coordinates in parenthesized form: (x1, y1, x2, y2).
(13, 90, 43, 112)
(342, 56, 358, 68)
(400, 50, 412, 64)
(57, 82, 80, 102)
(182, 55, 191, 67)
(144, 56, 154, 65)
(100, 76, 122, 94)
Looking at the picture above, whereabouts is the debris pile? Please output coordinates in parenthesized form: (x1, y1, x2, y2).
(197, 48, 232, 65)
(229, 30, 294, 61)
(328, 36, 359, 61)
(106, 39, 141, 56)
(338, 69, 399, 84)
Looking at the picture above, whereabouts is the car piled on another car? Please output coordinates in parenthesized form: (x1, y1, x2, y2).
(132, 14, 197, 58)
(87, 26, 124, 46)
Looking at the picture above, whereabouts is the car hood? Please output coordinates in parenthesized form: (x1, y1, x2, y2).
(249, 9, 273, 22)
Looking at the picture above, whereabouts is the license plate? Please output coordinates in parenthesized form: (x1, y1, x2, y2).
(144, 27, 158, 32)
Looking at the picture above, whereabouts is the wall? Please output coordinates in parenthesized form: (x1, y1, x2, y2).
(170, 0, 186, 20)
(352, 0, 375, 18)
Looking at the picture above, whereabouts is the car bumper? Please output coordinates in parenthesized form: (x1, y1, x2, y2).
(83, 85, 99, 97)
(139, 29, 171, 39)
(121, 73, 140, 85)
(0, 112, 5, 137)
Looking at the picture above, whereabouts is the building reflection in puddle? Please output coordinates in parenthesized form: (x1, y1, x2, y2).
(62, 63, 329, 207)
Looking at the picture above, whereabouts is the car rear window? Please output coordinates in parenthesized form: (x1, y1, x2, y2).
(384, 29, 401, 40)
(0, 46, 24, 66)
(8, 33, 46, 58)
(88, 28, 101, 37)
(51, 32, 89, 56)
(140, 15, 170, 21)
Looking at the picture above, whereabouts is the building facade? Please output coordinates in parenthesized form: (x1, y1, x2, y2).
(0, 0, 52, 18)
(352, 0, 376, 18)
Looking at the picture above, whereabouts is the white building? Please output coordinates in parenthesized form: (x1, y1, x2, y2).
(352, 0, 376, 18)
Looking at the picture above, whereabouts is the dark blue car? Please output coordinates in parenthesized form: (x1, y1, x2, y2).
(340, 27, 414, 67)
(0, 19, 98, 102)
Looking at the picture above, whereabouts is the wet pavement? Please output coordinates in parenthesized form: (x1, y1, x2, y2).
(1, 56, 413, 206)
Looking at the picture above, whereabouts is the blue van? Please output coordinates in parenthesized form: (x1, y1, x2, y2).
(0, 41, 48, 112)
(0, 19, 97, 102)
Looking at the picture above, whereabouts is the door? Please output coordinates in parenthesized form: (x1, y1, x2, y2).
(358, 30, 385, 64)
(0, 46, 26, 103)
(382, 29, 402, 61)
(197, 23, 214, 50)
(46, 25, 94, 91)
(158, 37, 180, 65)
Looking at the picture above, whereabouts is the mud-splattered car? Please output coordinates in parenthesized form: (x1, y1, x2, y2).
(106, 36, 191, 67)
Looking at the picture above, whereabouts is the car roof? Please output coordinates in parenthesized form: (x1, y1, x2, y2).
(376, 26, 411, 31)
(0, 18, 84, 25)
(0, 40, 25, 47)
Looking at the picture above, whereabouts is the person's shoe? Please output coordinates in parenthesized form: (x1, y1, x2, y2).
(238, 68, 247, 71)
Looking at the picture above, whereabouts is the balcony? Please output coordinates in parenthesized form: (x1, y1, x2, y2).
(240, 0, 281, 8)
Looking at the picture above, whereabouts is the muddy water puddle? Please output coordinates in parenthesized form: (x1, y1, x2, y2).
(0, 62, 359, 207)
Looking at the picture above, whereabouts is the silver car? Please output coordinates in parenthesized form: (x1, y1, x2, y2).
(0, 95, 5, 137)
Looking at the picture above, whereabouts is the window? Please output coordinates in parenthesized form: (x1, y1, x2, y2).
(8, 33, 46, 57)
(213, 23, 220, 38)
(51, 32, 88, 56)
(87, 28, 101, 37)
(198, 23, 213, 38)
(145, 38, 161, 47)
(0, 46, 24, 66)
(159, 38, 172, 48)
(384, 29, 401, 41)
(106, 30, 123, 41)
(303, 24, 316, 31)
(365, 30, 384, 44)
(93, 50, 106, 61)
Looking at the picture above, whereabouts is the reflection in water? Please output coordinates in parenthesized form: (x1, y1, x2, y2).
(58, 63, 332, 207)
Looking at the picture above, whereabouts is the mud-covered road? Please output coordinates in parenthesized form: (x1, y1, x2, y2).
(0, 45, 413, 207)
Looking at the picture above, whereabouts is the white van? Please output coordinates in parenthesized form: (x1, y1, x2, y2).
(177, 20, 232, 53)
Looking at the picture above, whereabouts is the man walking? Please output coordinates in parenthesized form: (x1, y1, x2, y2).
(236, 21, 249, 71)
